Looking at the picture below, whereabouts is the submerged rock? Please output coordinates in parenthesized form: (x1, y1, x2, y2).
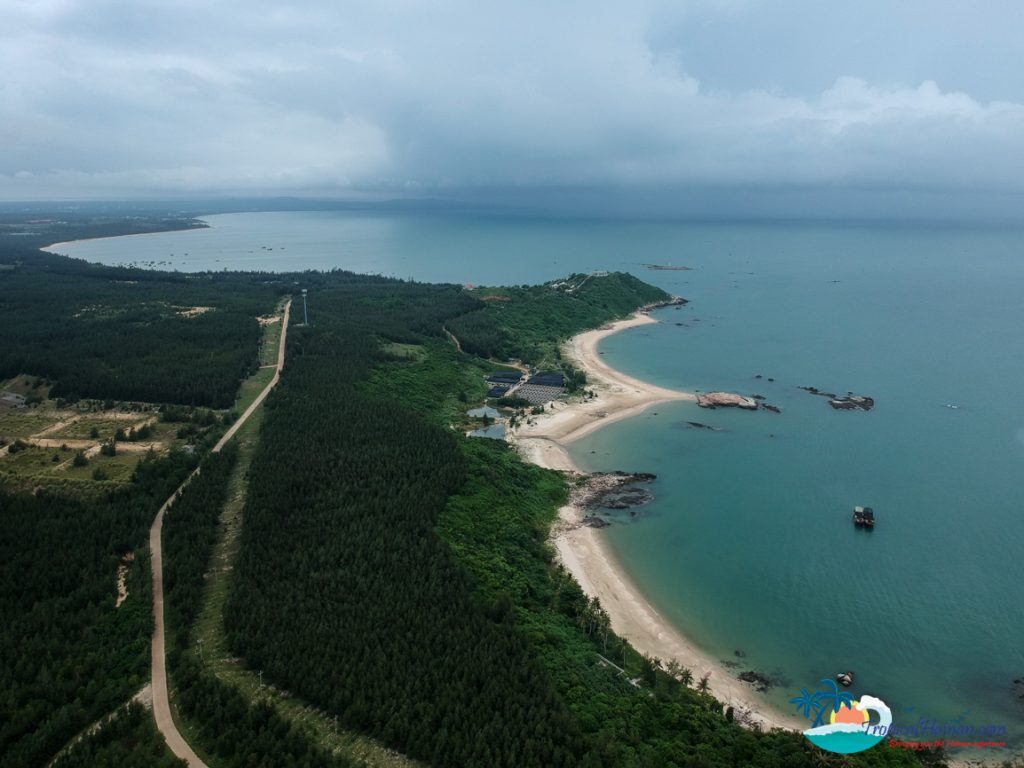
(685, 421, 724, 431)
(799, 385, 838, 399)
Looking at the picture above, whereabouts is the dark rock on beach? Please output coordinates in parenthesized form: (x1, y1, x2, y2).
(738, 670, 771, 692)
(574, 471, 657, 513)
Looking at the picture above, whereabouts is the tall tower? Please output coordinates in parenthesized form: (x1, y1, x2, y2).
(301, 289, 309, 326)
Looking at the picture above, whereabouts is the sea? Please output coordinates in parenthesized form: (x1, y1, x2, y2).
(49, 210, 1024, 750)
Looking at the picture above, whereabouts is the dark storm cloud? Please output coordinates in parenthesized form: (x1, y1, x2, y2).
(2, 0, 1023, 210)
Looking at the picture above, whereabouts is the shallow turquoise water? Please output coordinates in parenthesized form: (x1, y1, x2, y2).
(51, 211, 1024, 748)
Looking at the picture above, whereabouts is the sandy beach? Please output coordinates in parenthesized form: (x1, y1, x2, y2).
(510, 311, 801, 732)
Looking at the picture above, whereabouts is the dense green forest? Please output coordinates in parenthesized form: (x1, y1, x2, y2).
(446, 272, 673, 365)
(0, 242, 280, 407)
(0, 452, 197, 768)
(50, 703, 185, 768)
(225, 282, 585, 767)
(159, 445, 350, 767)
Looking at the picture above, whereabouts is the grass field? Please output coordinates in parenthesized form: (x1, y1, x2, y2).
(258, 309, 285, 367)
(0, 408, 59, 440)
(2, 445, 65, 473)
(51, 417, 147, 440)
(62, 452, 144, 483)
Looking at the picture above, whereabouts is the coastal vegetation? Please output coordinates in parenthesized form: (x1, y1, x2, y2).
(0, 222, 934, 768)
(221, 273, 928, 767)
(446, 272, 672, 367)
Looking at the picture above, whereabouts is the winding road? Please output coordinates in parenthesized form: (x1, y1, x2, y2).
(149, 298, 291, 767)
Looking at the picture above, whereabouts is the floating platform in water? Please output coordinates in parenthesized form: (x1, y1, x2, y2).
(853, 506, 875, 528)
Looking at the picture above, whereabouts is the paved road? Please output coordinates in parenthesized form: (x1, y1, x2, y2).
(150, 299, 291, 767)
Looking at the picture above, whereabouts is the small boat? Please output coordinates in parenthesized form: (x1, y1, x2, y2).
(837, 671, 855, 687)
(853, 506, 875, 528)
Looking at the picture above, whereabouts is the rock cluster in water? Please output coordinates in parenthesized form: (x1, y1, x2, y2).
(799, 386, 875, 411)
(697, 392, 758, 409)
(696, 392, 782, 413)
(572, 471, 657, 524)
(585, 472, 656, 509)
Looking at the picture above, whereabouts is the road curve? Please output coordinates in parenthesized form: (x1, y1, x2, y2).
(150, 298, 291, 767)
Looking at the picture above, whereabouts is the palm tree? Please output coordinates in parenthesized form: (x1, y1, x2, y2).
(697, 674, 711, 694)
(816, 678, 855, 716)
(789, 688, 820, 720)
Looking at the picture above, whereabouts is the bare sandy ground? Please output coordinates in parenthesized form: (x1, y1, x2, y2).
(510, 313, 800, 732)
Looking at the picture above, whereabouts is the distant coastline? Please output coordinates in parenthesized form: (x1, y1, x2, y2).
(510, 311, 800, 732)
(41, 218, 209, 255)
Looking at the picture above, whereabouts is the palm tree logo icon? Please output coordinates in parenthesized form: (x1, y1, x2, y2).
(790, 678, 856, 727)
(790, 680, 891, 754)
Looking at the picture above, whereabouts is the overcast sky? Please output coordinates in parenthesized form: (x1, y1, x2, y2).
(3, 0, 1024, 216)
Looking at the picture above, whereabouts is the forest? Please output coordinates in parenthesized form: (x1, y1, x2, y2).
(0, 451, 198, 768)
(49, 703, 185, 768)
(159, 444, 350, 767)
(445, 272, 671, 365)
(0, 239, 278, 407)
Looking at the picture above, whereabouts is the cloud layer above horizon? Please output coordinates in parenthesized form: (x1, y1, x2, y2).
(3, 0, 1024, 208)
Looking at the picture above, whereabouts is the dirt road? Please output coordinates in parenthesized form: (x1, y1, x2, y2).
(149, 299, 291, 767)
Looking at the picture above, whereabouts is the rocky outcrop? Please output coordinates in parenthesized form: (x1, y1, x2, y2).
(738, 670, 772, 692)
(829, 395, 874, 411)
(572, 471, 656, 513)
(697, 392, 758, 410)
(800, 386, 875, 412)
(639, 296, 688, 312)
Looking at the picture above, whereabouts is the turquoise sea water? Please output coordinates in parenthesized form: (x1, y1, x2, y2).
(50, 212, 1024, 749)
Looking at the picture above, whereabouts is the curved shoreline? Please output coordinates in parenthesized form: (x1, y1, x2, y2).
(42, 220, 210, 255)
(510, 311, 801, 732)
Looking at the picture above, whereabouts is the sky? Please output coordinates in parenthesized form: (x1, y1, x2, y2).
(2, 0, 1024, 217)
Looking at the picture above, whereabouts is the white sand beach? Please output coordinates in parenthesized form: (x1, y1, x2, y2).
(510, 312, 801, 732)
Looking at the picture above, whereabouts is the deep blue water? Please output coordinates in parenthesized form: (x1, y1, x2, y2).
(49, 211, 1024, 749)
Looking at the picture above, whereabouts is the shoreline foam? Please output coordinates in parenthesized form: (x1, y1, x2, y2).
(510, 311, 801, 732)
